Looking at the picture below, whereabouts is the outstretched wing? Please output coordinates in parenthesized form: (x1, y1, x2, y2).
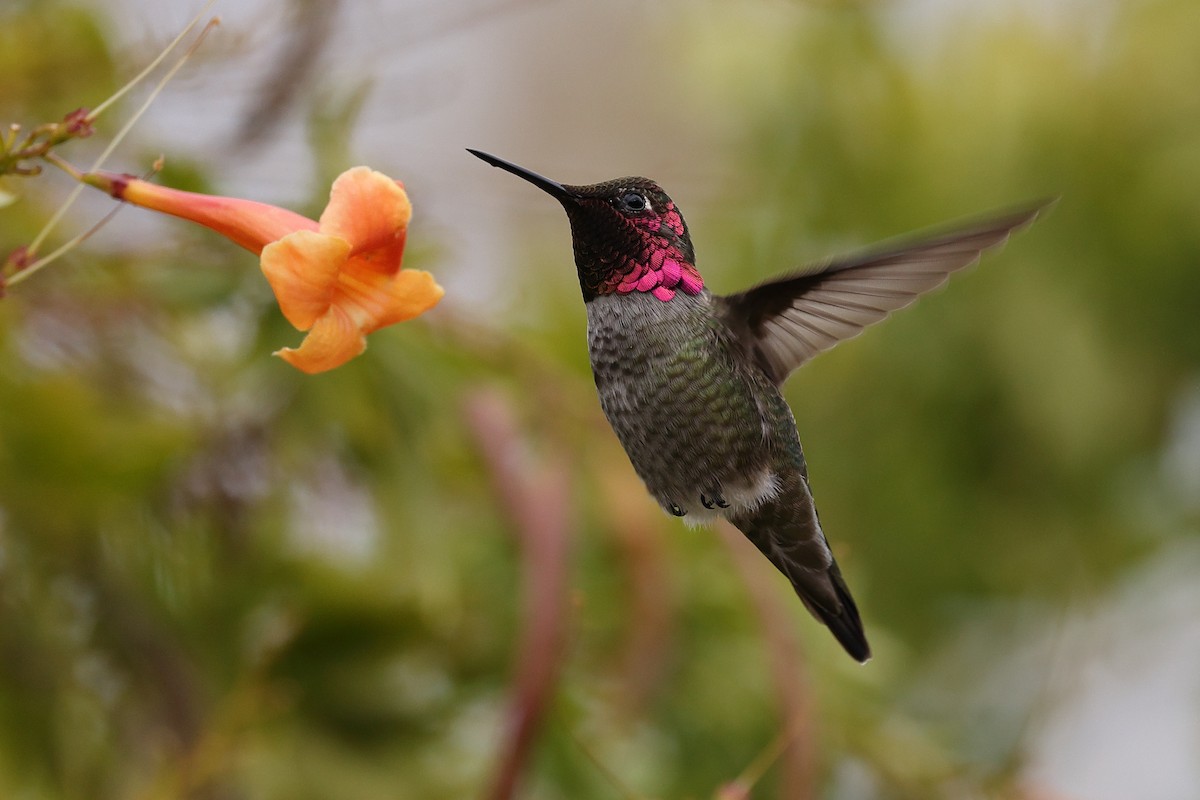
(718, 201, 1050, 385)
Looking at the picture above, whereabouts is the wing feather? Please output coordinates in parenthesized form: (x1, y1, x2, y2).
(719, 201, 1050, 384)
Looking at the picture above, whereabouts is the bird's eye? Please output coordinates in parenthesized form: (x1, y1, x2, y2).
(621, 192, 649, 213)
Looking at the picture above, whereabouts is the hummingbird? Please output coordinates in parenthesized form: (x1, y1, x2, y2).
(469, 148, 1046, 663)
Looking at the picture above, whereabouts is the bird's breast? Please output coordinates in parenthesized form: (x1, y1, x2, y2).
(585, 292, 784, 518)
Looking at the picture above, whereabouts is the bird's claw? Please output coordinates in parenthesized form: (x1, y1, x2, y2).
(701, 491, 729, 509)
(668, 503, 686, 517)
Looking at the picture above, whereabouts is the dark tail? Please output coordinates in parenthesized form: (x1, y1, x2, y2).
(800, 560, 870, 663)
(730, 484, 871, 663)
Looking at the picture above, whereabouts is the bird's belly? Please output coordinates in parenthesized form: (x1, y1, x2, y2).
(586, 294, 779, 521)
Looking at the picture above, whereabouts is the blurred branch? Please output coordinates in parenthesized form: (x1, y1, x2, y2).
(232, 0, 556, 149)
(134, 613, 295, 800)
(464, 388, 572, 800)
(717, 522, 817, 800)
(233, 0, 339, 149)
(566, 724, 648, 800)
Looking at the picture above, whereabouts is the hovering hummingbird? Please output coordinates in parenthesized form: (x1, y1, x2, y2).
(469, 148, 1046, 662)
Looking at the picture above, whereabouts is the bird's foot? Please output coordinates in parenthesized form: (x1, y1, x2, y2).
(668, 502, 686, 517)
(700, 491, 729, 510)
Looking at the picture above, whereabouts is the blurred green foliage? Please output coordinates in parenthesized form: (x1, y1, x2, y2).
(1, 1, 1198, 799)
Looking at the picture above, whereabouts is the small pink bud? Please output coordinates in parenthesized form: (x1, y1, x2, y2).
(62, 108, 94, 138)
(6, 246, 32, 272)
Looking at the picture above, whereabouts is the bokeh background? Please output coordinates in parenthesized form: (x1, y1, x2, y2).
(2, 1, 1199, 798)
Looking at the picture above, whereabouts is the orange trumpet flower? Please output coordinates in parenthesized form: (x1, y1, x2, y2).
(83, 166, 443, 373)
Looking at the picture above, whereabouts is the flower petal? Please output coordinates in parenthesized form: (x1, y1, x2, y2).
(274, 307, 366, 374)
(84, 172, 318, 255)
(336, 256, 444, 333)
(260, 231, 350, 330)
(319, 167, 412, 258)
(354, 268, 444, 333)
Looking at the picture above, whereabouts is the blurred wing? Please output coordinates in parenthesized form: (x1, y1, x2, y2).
(719, 202, 1050, 385)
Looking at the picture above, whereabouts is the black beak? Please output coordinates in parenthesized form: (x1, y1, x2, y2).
(467, 149, 576, 202)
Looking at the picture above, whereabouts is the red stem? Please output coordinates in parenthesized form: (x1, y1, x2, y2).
(465, 389, 572, 800)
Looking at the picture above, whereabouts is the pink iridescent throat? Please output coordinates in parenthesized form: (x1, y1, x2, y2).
(607, 248, 704, 302)
(601, 201, 703, 302)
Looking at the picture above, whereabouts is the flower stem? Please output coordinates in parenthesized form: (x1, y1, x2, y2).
(11, 205, 127, 282)
(88, 0, 219, 122)
(41, 152, 85, 182)
(11, 14, 220, 288)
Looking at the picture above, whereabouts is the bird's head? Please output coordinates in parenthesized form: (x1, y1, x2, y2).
(469, 150, 703, 302)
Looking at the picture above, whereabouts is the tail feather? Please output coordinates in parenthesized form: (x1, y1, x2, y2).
(793, 561, 870, 663)
(730, 485, 871, 663)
